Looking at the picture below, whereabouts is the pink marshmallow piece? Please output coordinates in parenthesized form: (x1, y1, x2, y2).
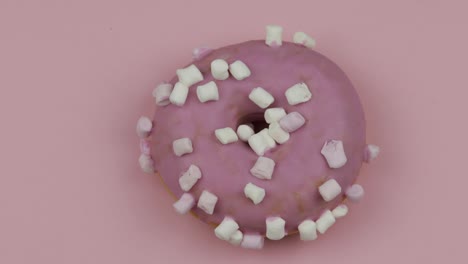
(136, 116, 152, 138)
(346, 184, 364, 202)
(178, 165, 202, 191)
(241, 233, 264, 249)
(138, 154, 154, 174)
(321, 140, 347, 168)
(197, 190, 218, 215)
(192, 47, 213, 60)
(139, 139, 151, 155)
(172, 138, 193, 157)
(173, 193, 195, 214)
(279, 112, 305, 132)
(364, 144, 380, 163)
(318, 179, 342, 202)
(152, 83, 173, 106)
(250, 156, 276, 180)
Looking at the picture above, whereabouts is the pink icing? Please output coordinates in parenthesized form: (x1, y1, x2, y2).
(150, 40, 366, 234)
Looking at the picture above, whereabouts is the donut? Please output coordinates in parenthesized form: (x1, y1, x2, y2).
(137, 25, 380, 249)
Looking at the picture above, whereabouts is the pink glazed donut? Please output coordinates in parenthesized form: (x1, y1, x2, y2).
(136, 26, 380, 249)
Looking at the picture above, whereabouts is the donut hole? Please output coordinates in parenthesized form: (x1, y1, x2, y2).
(237, 112, 268, 133)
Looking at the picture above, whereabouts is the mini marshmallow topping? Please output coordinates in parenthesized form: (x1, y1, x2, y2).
(173, 193, 195, 214)
(215, 127, 239, 144)
(169, 82, 189, 106)
(268, 122, 290, 144)
(229, 230, 243, 246)
(258, 128, 277, 149)
(249, 87, 275, 109)
(266, 217, 286, 240)
(152, 83, 173, 106)
(196, 81, 219, 103)
(176, 64, 204, 87)
(279, 112, 306, 132)
(265, 25, 283, 47)
(264, 108, 287, 124)
(321, 140, 347, 168)
(364, 144, 380, 163)
(211, 59, 229, 80)
(293, 32, 316, 48)
(192, 47, 212, 60)
(178, 164, 202, 191)
(345, 184, 365, 202)
(214, 217, 240, 241)
(241, 233, 264, 249)
(250, 156, 275, 180)
(136, 116, 152, 138)
(285, 82, 312, 105)
(172, 137, 193, 157)
(248, 129, 276, 156)
(244, 183, 266, 205)
(316, 210, 336, 234)
(332, 204, 348, 219)
(138, 154, 154, 173)
(236, 124, 255, 142)
(298, 219, 318, 241)
(229, 60, 251, 80)
(197, 190, 218, 215)
(318, 179, 342, 202)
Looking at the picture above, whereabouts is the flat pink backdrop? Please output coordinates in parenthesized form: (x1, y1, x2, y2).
(1, 0, 467, 263)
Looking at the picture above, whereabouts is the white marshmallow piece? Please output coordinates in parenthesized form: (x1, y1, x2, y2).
(264, 108, 287, 124)
(318, 179, 342, 202)
(279, 112, 306, 132)
(249, 87, 275, 109)
(258, 128, 277, 149)
(229, 230, 243, 246)
(214, 217, 240, 241)
(248, 129, 276, 156)
(215, 127, 239, 144)
(285, 82, 312, 105)
(138, 154, 154, 173)
(211, 59, 229, 80)
(241, 234, 264, 249)
(172, 137, 193, 157)
(197, 190, 218, 215)
(136, 116, 152, 138)
(152, 83, 173, 106)
(169, 82, 189, 106)
(266, 217, 286, 240)
(265, 25, 283, 47)
(321, 140, 347, 168)
(196, 81, 219, 103)
(316, 210, 336, 234)
(236, 124, 255, 142)
(364, 144, 380, 163)
(178, 164, 202, 191)
(293, 32, 316, 48)
(332, 204, 349, 219)
(229, 60, 251, 80)
(176, 64, 204, 87)
(244, 183, 266, 205)
(192, 47, 212, 60)
(268, 122, 290, 144)
(248, 133, 268, 156)
(173, 193, 195, 214)
(250, 156, 275, 180)
(345, 184, 365, 202)
(298, 219, 318, 241)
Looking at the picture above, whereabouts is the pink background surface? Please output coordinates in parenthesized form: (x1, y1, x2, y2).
(1, 0, 467, 263)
